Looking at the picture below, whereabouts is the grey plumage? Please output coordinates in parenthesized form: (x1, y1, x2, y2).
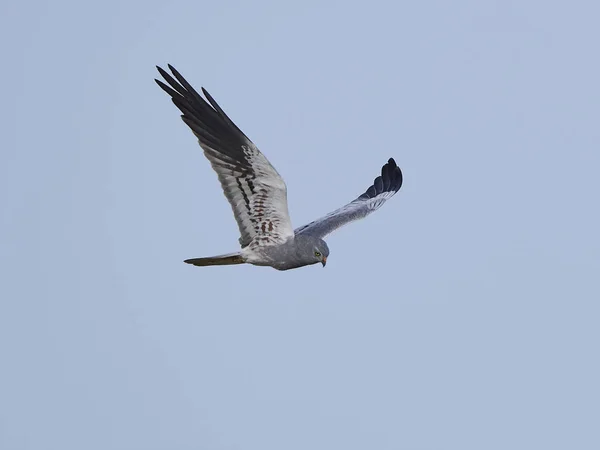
(294, 158, 402, 238)
(155, 65, 403, 270)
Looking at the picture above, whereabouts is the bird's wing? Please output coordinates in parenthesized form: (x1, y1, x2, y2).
(155, 65, 294, 248)
(294, 158, 402, 238)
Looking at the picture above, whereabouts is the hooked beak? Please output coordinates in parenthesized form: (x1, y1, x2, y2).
(321, 256, 327, 267)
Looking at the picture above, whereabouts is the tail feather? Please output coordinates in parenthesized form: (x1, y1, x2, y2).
(184, 253, 245, 267)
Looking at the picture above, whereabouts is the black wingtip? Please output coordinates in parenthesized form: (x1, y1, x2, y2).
(165, 64, 181, 80)
(156, 65, 170, 79)
(380, 157, 402, 193)
(358, 157, 403, 199)
(155, 64, 254, 166)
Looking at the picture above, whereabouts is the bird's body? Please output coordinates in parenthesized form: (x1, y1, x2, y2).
(241, 235, 330, 271)
(155, 65, 403, 270)
(185, 235, 329, 271)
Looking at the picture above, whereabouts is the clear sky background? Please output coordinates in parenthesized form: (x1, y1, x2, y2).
(1, 1, 599, 449)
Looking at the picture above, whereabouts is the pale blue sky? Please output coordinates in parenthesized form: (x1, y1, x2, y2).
(1, 1, 599, 449)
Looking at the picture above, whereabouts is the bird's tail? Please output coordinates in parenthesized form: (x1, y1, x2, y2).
(184, 253, 245, 267)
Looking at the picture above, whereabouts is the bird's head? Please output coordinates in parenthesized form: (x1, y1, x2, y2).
(313, 238, 330, 267)
(296, 235, 329, 267)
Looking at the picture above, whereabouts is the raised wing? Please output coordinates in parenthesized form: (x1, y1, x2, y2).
(155, 65, 294, 248)
(295, 158, 402, 238)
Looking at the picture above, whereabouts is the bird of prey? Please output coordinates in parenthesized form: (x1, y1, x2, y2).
(155, 65, 403, 270)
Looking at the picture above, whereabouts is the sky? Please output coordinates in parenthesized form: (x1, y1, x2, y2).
(1, 0, 599, 449)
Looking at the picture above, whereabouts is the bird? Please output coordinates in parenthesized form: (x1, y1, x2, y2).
(155, 64, 403, 270)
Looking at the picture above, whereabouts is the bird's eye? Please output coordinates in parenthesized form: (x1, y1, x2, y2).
(314, 251, 321, 257)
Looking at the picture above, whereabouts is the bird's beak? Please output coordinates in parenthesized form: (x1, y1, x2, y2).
(321, 256, 327, 267)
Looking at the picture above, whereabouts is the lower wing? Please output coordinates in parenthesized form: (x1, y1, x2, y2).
(294, 158, 403, 238)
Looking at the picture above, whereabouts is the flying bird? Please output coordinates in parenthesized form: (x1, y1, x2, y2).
(155, 65, 403, 270)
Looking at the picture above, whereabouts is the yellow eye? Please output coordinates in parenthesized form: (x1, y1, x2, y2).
(314, 251, 321, 257)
